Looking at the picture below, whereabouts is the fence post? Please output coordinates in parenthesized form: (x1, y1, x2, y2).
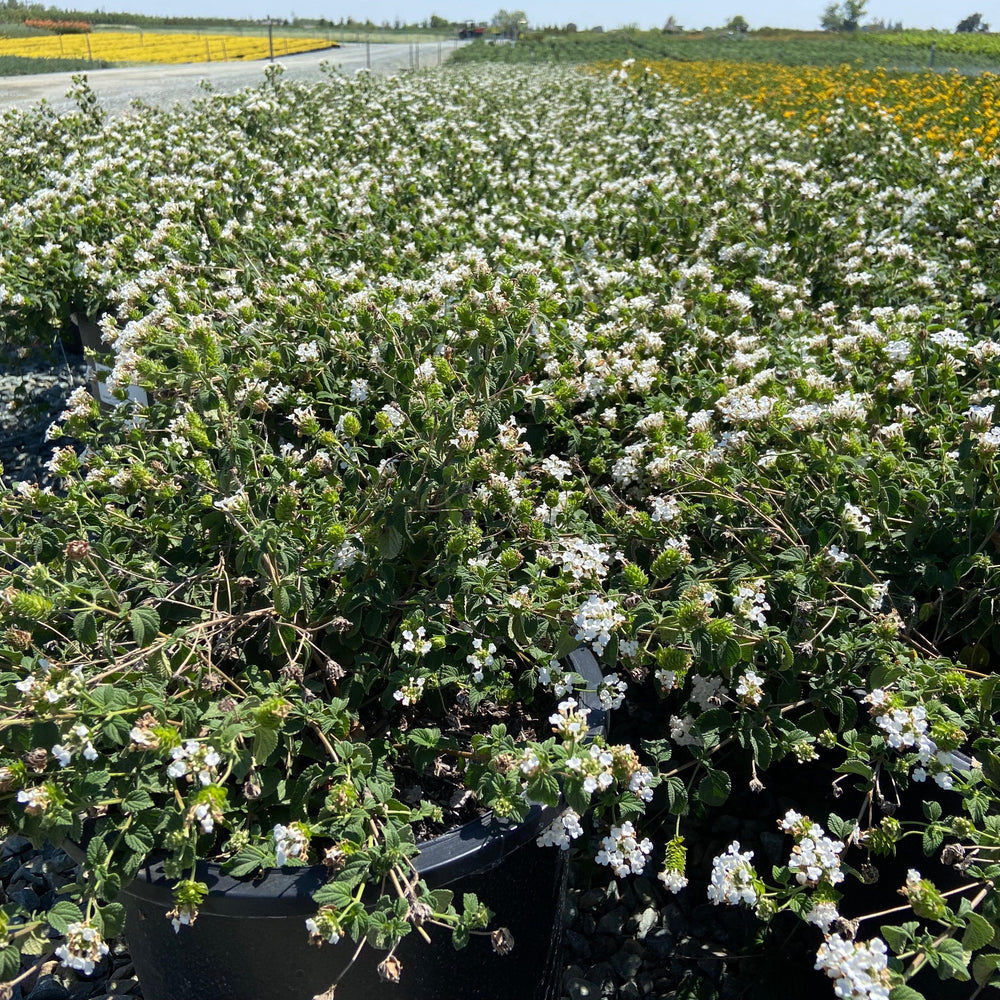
(267, 16, 274, 62)
(929, 41, 936, 68)
(85, 33, 92, 64)
(366, 34, 371, 69)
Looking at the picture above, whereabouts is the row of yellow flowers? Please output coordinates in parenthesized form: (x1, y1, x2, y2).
(610, 58, 1000, 159)
(0, 31, 334, 65)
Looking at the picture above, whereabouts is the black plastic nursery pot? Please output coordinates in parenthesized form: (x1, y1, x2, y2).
(108, 648, 607, 1000)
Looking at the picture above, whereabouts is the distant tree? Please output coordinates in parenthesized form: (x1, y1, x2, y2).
(727, 14, 749, 32)
(956, 12, 989, 32)
(821, 2, 843, 30)
(821, 0, 866, 31)
(492, 8, 528, 37)
(429, 14, 451, 28)
(564, 21, 577, 31)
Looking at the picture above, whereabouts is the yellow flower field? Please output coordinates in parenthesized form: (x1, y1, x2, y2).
(613, 58, 1000, 159)
(0, 31, 334, 65)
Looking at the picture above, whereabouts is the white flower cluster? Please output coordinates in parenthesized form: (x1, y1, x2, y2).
(805, 900, 841, 933)
(549, 697, 591, 741)
(780, 810, 845, 887)
(734, 669, 764, 706)
(707, 841, 759, 907)
(814, 935, 890, 1000)
(566, 743, 615, 795)
(540, 454, 573, 481)
(166, 740, 221, 785)
(597, 672, 628, 710)
(466, 638, 497, 682)
(55, 921, 110, 975)
(573, 594, 625, 655)
(843, 503, 871, 534)
(595, 821, 653, 877)
(393, 675, 425, 707)
(537, 658, 576, 697)
(649, 495, 681, 523)
(273, 822, 310, 866)
(864, 689, 964, 789)
(536, 807, 584, 850)
(555, 537, 611, 581)
(402, 625, 431, 656)
(52, 724, 98, 768)
(732, 580, 770, 628)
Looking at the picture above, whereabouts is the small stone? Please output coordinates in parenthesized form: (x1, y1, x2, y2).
(597, 906, 627, 935)
(27, 975, 69, 1000)
(619, 981, 641, 1000)
(635, 906, 658, 940)
(565, 977, 600, 1000)
(611, 950, 643, 980)
(577, 888, 607, 911)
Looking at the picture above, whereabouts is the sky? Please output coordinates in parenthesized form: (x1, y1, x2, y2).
(70, 1, 998, 32)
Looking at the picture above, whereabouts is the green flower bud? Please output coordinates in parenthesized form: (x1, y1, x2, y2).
(622, 563, 648, 588)
(499, 548, 523, 571)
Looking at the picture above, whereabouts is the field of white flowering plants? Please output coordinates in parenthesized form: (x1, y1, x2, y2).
(1, 62, 1000, 1000)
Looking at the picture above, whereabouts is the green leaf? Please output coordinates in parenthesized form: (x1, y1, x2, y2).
(525, 771, 560, 808)
(252, 723, 280, 766)
(73, 610, 98, 646)
(881, 923, 913, 953)
(889, 986, 927, 1000)
(697, 767, 731, 807)
(124, 824, 156, 855)
(130, 607, 160, 648)
(122, 788, 155, 813)
(962, 912, 996, 951)
(95, 901, 126, 939)
(376, 526, 403, 560)
(973, 952, 1000, 987)
(47, 900, 85, 934)
(934, 937, 971, 980)
(0, 946, 19, 982)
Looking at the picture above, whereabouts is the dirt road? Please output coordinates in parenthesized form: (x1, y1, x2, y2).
(0, 39, 460, 115)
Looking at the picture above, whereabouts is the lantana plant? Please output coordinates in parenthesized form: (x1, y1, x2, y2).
(0, 60, 999, 999)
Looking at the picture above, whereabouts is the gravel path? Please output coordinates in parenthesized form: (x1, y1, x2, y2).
(0, 41, 463, 116)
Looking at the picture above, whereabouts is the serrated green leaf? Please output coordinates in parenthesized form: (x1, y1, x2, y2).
(697, 767, 731, 807)
(73, 610, 98, 646)
(962, 912, 995, 951)
(0, 945, 19, 982)
(253, 723, 280, 765)
(889, 986, 927, 1000)
(124, 824, 156, 855)
(526, 771, 560, 808)
(881, 923, 913, 953)
(47, 900, 85, 934)
(934, 937, 971, 980)
(122, 788, 155, 813)
(96, 902, 126, 939)
(130, 607, 160, 648)
(973, 952, 1000, 987)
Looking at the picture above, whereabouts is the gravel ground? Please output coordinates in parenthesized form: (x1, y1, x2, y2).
(0, 342, 87, 485)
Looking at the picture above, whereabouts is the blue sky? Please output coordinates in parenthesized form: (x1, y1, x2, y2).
(73, 1, 997, 32)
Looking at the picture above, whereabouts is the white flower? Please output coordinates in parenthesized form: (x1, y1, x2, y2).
(348, 378, 369, 402)
(273, 822, 310, 866)
(843, 503, 871, 535)
(595, 821, 653, 878)
(573, 594, 625, 655)
(536, 808, 584, 850)
(393, 675, 425, 706)
(707, 841, 759, 907)
(815, 935, 891, 1000)
(55, 921, 109, 976)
